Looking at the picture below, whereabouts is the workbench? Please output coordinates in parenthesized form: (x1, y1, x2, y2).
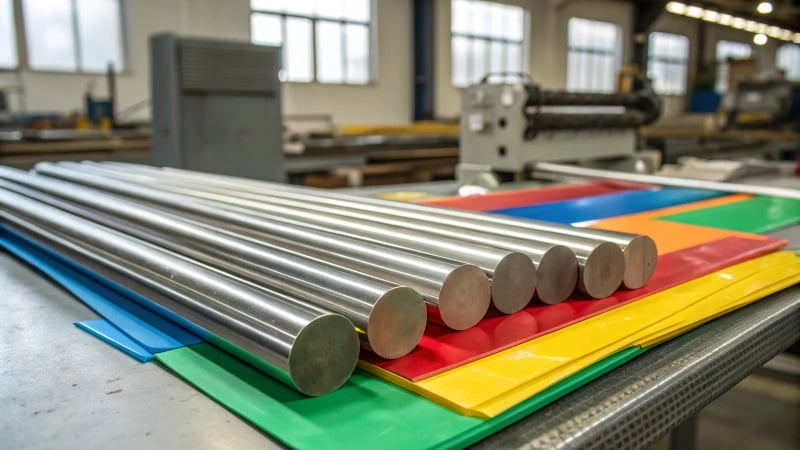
(2, 190, 798, 450)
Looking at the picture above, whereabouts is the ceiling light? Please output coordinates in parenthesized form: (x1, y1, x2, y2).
(755, 23, 768, 33)
(756, 2, 773, 14)
(665, 1, 687, 14)
(731, 17, 747, 29)
(795, 33, 800, 44)
(766, 26, 781, 38)
(779, 29, 793, 40)
(753, 33, 768, 45)
(702, 10, 720, 22)
(745, 21, 759, 32)
(686, 6, 704, 18)
(718, 14, 733, 25)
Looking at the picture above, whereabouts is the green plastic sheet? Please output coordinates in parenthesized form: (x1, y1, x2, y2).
(660, 196, 800, 234)
(156, 343, 644, 450)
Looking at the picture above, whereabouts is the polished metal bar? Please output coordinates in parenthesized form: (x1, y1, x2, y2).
(532, 161, 800, 200)
(0, 189, 360, 396)
(91, 162, 655, 290)
(38, 163, 542, 311)
(0, 177, 488, 331)
(76, 166, 596, 298)
(0, 168, 427, 359)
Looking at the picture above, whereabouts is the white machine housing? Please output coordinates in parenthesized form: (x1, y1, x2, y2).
(457, 83, 638, 183)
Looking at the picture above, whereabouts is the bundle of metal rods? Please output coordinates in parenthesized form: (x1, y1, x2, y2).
(0, 161, 658, 396)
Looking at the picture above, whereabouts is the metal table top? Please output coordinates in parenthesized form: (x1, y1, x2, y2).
(1, 243, 798, 450)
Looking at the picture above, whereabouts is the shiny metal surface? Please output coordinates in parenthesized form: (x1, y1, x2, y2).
(9, 176, 491, 330)
(91, 162, 650, 290)
(2, 176, 488, 331)
(532, 161, 800, 200)
(169, 187, 586, 300)
(81, 163, 616, 298)
(0, 190, 360, 396)
(38, 163, 539, 314)
(0, 168, 427, 359)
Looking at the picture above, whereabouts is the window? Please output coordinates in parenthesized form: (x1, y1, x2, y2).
(777, 44, 800, 81)
(647, 32, 689, 95)
(715, 40, 751, 93)
(450, 0, 526, 87)
(567, 18, 621, 93)
(0, 0, 17, 69)
(250, 0, 372, 84)
(22, 0, 125, 73)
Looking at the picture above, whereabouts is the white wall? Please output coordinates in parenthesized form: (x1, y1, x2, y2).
(1, 0, 412, 124)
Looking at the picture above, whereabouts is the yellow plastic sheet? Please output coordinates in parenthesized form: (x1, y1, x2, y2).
(361, 251, 800, 418)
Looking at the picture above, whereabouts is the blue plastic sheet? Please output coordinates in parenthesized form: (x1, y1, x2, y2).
(0, 227, 201, 353)
(75, 319, 154, 362)
(492, 188, 723, 224)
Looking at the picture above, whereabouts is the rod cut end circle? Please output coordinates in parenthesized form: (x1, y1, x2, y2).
(622, 236, 658, 289)
(439, 264, 492, 329)
(289, 313, 360, 396)
(368, 286, 427, 359)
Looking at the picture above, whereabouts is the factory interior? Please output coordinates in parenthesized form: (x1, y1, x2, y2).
(2, 0, 800, 449)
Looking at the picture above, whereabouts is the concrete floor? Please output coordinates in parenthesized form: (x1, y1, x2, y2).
(651, 359, 800, 450)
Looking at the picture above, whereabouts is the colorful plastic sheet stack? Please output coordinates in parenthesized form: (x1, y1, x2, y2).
(2, 183, 799, 449)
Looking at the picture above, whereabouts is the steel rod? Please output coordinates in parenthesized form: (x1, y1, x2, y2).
(0, 168, 427, 359)
(0, 177, 489, 331)
(77, 167, 596, 298)
(93, 162, 655, 290)
(531, 162, 800, 200)
(0, 190, 360, 396)
(38, 163, 542, 311)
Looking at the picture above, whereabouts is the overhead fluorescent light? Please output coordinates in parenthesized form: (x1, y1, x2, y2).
(702, 10, 720, 22)
(766, 26, 781, 38)
(665, 2, 687, 15)
(756, 2, 773, 15)
(753, 33, 767, 45)
(686, 6, 704, 18)
(664, 2, 797, 43)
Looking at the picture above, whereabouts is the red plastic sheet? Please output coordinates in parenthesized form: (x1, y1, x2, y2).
(361, 235, 787, 380)
(420, 183, 627, 211)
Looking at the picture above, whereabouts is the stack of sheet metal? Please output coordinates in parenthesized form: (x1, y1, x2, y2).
(0, 161, 659, 396)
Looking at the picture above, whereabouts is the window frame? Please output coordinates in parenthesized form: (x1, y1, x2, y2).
(249, 2, 375, 85)
(17, 0, 129, 75)
(566, 16, 622, 93)
(646, 31, 690, 96)
(776, 43, 800, 81)
(449, 0, 528, 88)
(715, 40, 752, 94)
(0, 0, 19, 70)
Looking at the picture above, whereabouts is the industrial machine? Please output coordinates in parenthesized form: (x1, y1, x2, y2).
(726, 79, 800, 130)
(457, 75, 660, 185)
(150, 34, 285, 181)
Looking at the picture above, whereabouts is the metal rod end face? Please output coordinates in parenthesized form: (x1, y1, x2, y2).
(578, 242, 625, 298)
(491, 253, 537, 314)
(367, 286, 427, 359)
(289, 313, 361, 396)
(622, 235, 658, 289)
(438, 264, 492, 329)
(535, 245, 579, 304)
